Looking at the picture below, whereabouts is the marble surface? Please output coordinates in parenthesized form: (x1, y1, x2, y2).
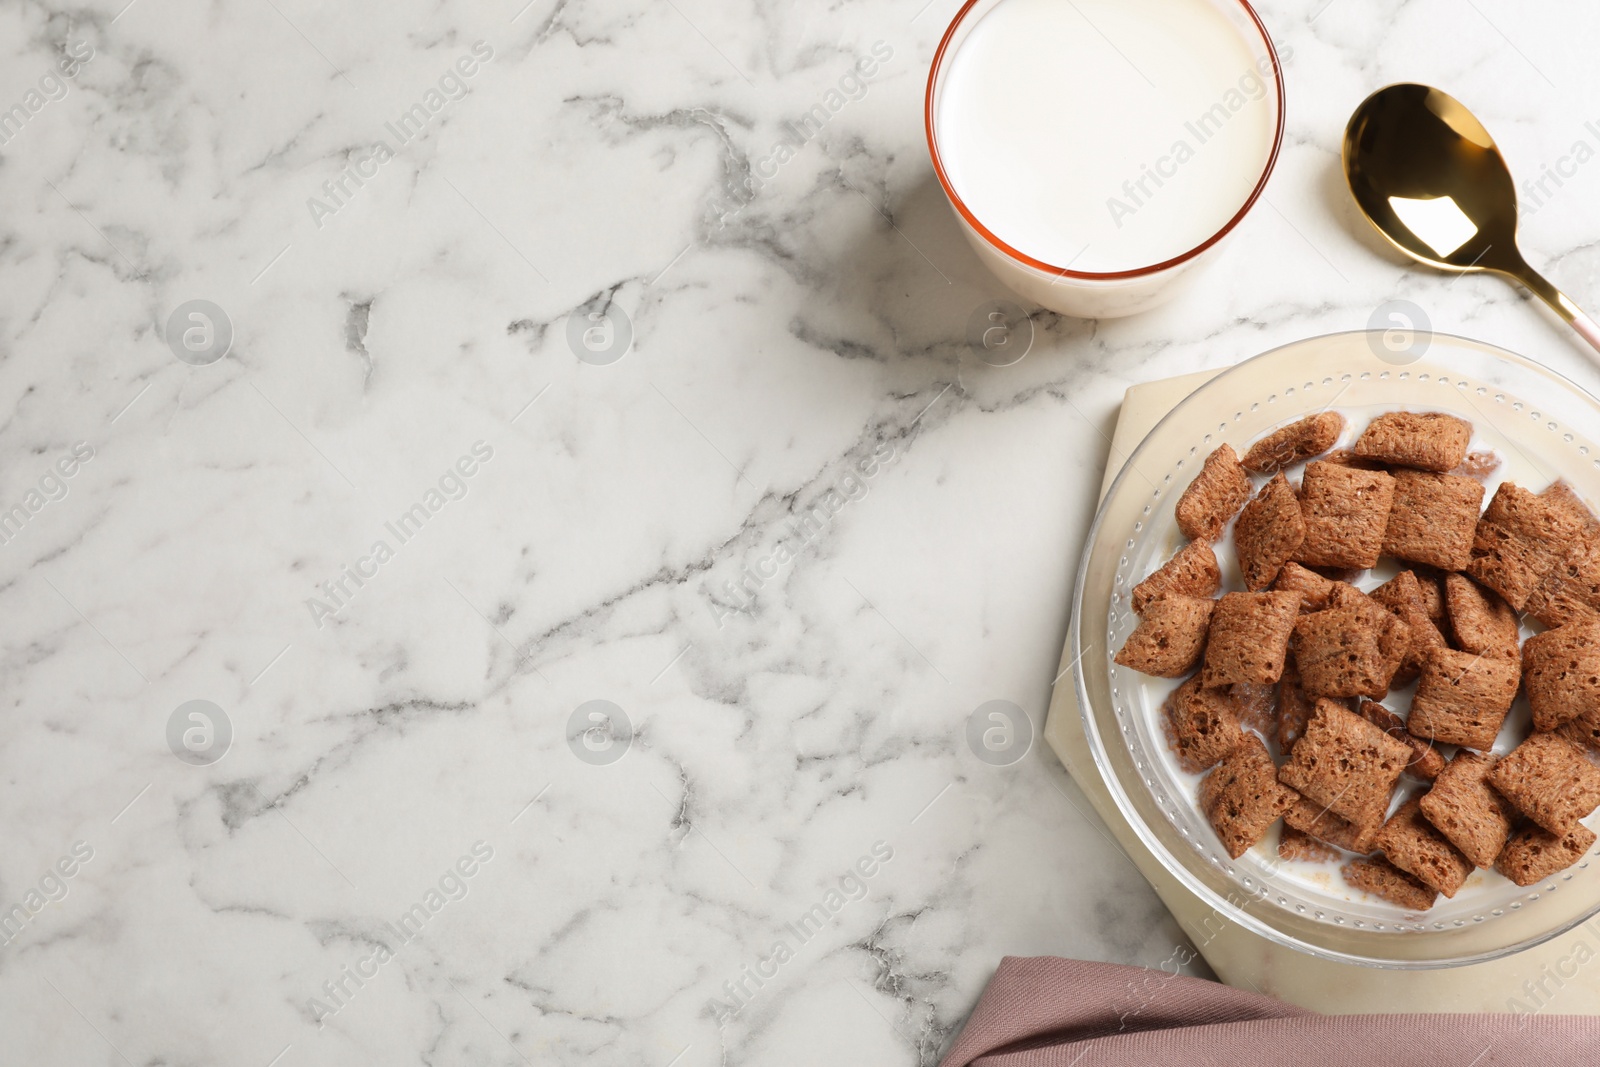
(7, 0, 1600, 1063)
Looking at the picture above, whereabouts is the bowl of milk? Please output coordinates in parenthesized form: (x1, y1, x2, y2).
(927, 0, 1285, 318)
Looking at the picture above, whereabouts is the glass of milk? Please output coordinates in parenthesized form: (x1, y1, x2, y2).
(927, 0, 1285, 318)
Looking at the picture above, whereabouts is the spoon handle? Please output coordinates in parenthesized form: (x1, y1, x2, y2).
(1513, 263, 1600, 359)
(1570, 312, 1600, 356)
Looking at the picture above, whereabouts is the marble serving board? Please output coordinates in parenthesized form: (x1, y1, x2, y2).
(1043, 369, 1600, 1015)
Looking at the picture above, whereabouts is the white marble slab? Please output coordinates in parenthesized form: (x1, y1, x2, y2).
(4, 0, 1600, 1063)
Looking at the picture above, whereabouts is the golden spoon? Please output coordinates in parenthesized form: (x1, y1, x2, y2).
(1344, 83, 1600, 353)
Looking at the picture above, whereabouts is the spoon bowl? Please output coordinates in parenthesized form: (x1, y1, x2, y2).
(1344, 83, 1600, 355)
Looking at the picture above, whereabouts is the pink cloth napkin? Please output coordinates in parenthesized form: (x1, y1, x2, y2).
(938, 957, 1600, 1066)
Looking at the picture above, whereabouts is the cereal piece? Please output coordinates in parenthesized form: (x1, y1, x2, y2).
(1278, 699, 1411, 830)
(1272, 562, 1336, 613)
(1370, 570, 1449, 683)
(1132, 539, 1223, 614)
(1321, 449, 1388, 472)
(1113, 594, 1215, 678)
(1342, 856, 1438, 911)
(1522, 621, 1600, 731)
(1278, 825, 1339, 863)
(1372, 798, 1474, 897)
(1325, 581, 1369, 610)
(1241, 412, 1345, 473)
(1444, 574, 1520, 659)
(1452, 451, 1502, 479)
(1350, 411, 1472, 472)
(1294, 461, 1396, 570)
(1276, 662, 1315, 752)
(1556, 709, 1600, 756)
(1199, 734, 1298, 859)
(1418, 752, 1517, 869)
(1407, 647, 1522, 751)
(1541, 481, 1600, 537)
(1381, 471, 1485, 572)
(1199, 591, 1300, 687)
(1226, 682, 1277, 740)
(1489, 733, 1600, 836)
(1285, 795, 1378, 853)
(1174, 444, 1252, 543)
(1359, 700, 1445, 780)
(1291, 598, 1410, 700)
(1524, 540, 1600, 630)
(1369, 570, 1436, 628)
(1235, 473, 1306, 590)
(1469, 530, 1543, 611)
(1496, 823, 1599, 887)
(1467, 482, 1587, 610)
(1415, 570, 1448, 628)
(1163, 677, 1247, 773)
(1315, 565, 1367, 584)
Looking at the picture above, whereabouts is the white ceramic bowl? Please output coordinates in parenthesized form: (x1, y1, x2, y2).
(925, 0, 1285, 319)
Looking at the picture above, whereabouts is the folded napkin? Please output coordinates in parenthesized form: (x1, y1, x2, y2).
(938, 957, 1600, 1066)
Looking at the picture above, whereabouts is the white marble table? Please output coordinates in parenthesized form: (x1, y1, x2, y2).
(5, 0, 1600, 1063)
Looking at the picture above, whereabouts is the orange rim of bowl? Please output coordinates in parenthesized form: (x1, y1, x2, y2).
(923, 0, 1287, 282)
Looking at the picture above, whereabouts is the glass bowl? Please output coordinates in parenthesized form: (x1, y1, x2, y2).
(1071, 330, 1600, 967)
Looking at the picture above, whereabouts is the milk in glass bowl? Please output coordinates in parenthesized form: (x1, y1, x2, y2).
(926, 0, 1285, 318)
